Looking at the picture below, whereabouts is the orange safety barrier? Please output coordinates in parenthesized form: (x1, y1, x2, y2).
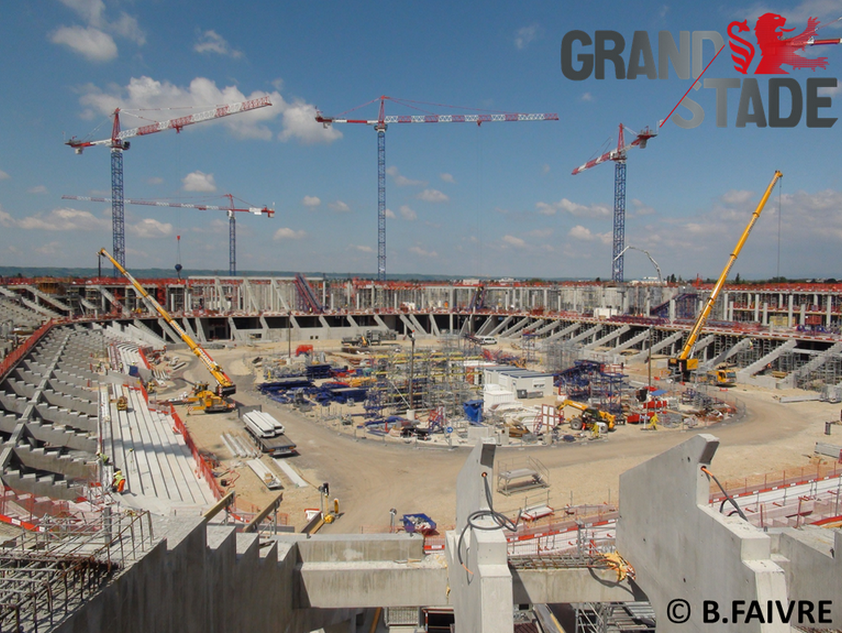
(0, 320, 54, 382)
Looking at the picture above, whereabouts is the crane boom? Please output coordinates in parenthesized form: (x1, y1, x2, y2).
(98, 247, 236, 397)
(669, 170, 782, 379)
(62, 195, 273, 216)
(66, 96, 272, 152)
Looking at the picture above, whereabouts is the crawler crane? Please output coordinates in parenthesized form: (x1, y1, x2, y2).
(668, 171, 782, 382)
(98, 248, 236, 412)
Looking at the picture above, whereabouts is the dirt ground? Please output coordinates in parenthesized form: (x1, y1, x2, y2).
(162, 338, 842, 534)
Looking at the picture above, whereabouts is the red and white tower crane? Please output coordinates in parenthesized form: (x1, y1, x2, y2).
(65, 96, 272, 270)
(572, 123, 656, 283)
(316, 96, 558, 280)
(62, 194, 273, 276)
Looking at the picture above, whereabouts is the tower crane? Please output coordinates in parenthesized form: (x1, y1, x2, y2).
(572, 124, 657, 283)
(65, 96, 272, 270)
(63, 194, 273, 275)
(316, 96, 558, 280)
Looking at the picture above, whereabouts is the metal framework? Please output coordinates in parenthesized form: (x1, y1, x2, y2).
(66, 96, 272, 270)
(63, 194, 273, 276)
(572, 124, 657, 283)
(316, 96, 558, 280)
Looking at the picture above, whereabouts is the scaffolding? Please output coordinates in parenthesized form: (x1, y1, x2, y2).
(0, 509, 156, 632)
(544, 340, 582, 374)
(363, 344, 481, 423)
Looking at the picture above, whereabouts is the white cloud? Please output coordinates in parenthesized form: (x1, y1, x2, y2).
(76, 76, 340, 145)
(278, 99, 343, 144)
(51, 0, 145, 61)
(14, 207, 110, 232)
(194, 30, 243, 58)
(329, 200, 350, 212)
(0, 170, 9, 180)
(409, 246, 438, 258)
(273, 227, 306, 240)
(182, 171, 216, 192)
(352, 244, 374, 253)
(514, 24, 541, 49)
(541, 164, 551, 175)
(50, 25, 117, 61)
(536, 198, 611, 218)
(28, 185, 48, 194)
(302, 196, 321, 208)
(130, 218, 173, 238)
(36, 241, 63, 256)
(386, 166, 426, 187)
(502, 235, 526, 248)
(418, 189, 449, 204)
(440, 173, 456, 184)
(631, 198, 656, 216)
(568, 225, 611, 245)
(147, 177, 164, 185)
(399, 205, 417, 221)
(385, 208, 396, 219)
(721, 190, 754, 205)
(581, 92, 594, 102)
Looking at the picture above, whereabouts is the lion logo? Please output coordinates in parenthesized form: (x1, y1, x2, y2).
(728, 13, 828, 74)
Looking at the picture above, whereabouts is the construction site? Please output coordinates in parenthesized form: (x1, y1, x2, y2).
(0, 79, 838, 632)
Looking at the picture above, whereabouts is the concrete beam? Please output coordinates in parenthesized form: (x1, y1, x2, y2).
(617, 434, 789, 632)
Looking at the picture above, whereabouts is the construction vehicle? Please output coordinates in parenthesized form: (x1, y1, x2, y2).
(668, 171, 782, 382)
(703, 364, 737, 387)
(98, 248, 236, 412)
(558, 399, 618, 432)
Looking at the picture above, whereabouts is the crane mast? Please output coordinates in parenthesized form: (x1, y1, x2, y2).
(316, 96, 558, 280)
(572, 124, 657, 282)
(669, 170, 782, 380)
(98, 248, 236, 397)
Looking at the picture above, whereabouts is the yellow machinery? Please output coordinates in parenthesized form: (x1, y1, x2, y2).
(668, 171, 782, 382)
(704, 365, 737, 387)
(558, 399, 617, 432)
(98, 248, 236, 411)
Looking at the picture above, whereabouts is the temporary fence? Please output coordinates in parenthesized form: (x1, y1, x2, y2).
(711, 462, 842, 502)
(0, 319, 53, 381)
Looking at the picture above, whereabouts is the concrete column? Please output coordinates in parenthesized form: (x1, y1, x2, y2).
(762, 302, 768, 326)
(669, 298, 676, 323)
(827, 295, 832, 327)
(788, 294, 794, 327)
(800, 303, 806, 326)
(754, 293, 760, 322)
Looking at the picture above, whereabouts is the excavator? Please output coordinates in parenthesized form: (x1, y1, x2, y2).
(558, 399, 618, 432)
(98, 248, 236, 413)
(668, 171, 782, 383)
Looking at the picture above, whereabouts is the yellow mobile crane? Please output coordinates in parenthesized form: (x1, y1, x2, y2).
(98, 248, 236, 411)
(668, 171, 782, 382)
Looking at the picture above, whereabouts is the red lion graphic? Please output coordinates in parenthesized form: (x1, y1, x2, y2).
(753, 13, 827, 74)
(728, 19, 755, 74)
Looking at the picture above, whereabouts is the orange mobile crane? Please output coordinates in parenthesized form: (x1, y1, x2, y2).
(668, 170, 782, 382)
(98, 248, 236, 412)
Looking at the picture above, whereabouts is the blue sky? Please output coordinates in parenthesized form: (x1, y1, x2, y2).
(1, 0, 841, 280)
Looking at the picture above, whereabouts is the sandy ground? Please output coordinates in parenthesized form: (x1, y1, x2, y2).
(162, 339, 842, 535)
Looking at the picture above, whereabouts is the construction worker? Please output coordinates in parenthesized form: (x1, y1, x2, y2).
(96, 451, 110, 466)
(111, 469, 126, 493)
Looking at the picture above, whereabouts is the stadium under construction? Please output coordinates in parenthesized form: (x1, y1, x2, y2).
(0, 272, 840, 632)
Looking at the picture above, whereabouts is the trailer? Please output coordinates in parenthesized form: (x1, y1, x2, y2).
(242, 411, 296, 456)
(251, 431, 297, 457)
